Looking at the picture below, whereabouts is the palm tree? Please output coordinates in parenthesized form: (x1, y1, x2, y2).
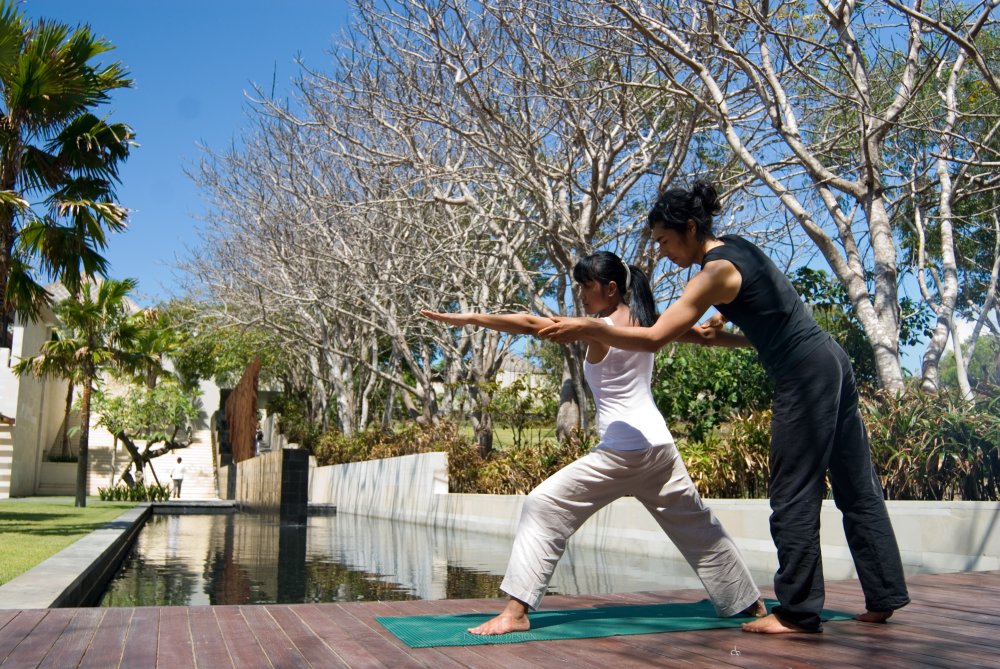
(15, 278, 154, 506)
(0, 1, 133, 345)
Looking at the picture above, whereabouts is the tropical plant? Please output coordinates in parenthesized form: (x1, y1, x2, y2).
(681, 409, 772, 500)
(652, 344, 771, 442)
(864, 388, 1000, 501)
(97, 481, 171, 502)
(0, 1, 134, 344)
(487, 378, 557, 449)
(14, 278, 154, 506)
(94, 379, 199, 488)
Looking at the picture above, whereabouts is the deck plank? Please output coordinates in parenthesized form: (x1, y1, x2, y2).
(78, 607, 131, 669)
(0, 610, 46, 664)
(0, 610, 72, 669)
(266, 604, 351, 669)
(0, 571, 998, 668)
(212, 606, 268, 669)
(120, 607, 160, 669)
(240, 604, 311, 669)
(187, 607, 234, 669)
(35, 608, 104, 669)
(289, 603, 386, 669)
(323, 601, 429, 668)
(155, 606, 194, 669)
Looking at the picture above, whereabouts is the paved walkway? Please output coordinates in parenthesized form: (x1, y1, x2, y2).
(0, 570, 996, 668)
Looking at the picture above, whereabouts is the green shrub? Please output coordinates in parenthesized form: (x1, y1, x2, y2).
(682, 409, 771, 499)
(448, 430, 593, 495)
(313, 419, 593, 494)
(310, 387, 1000, 502)
(864, 388, 1000, 500)
(97, 481, 172, 502)
(653, 344, 771, 442)
(681, 388, 1000, 502)
(488, 378, 558, 449)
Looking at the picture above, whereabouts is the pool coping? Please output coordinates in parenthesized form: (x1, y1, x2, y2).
(0, 500, 240, 609)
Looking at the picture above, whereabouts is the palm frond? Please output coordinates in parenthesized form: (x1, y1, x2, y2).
(0, 189, 29, 211)
(4, 254, 51, 321)
(0, 2, 24, 82)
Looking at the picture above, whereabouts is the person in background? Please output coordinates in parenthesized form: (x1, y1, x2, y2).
(170, 456, 185, 499)
(539, 181, 910, 634)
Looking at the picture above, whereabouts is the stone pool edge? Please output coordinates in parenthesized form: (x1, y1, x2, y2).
(0, 500, 239, 609)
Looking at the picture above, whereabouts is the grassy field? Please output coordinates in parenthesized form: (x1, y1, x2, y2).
(0, 499, 136, 586)
(459, 424, 559, 448)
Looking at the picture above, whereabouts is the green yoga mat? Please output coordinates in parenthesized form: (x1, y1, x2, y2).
(376, 599, 855, 648)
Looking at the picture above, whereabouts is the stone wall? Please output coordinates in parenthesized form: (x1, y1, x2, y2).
(309, 452, 1000, 580)
(224, 448, 309, 524)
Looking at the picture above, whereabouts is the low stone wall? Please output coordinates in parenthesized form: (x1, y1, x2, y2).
(0, 505, 151, 608)
(309, 452, 1000, 580)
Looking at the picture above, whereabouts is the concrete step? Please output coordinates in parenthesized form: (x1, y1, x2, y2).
(86, 427, 219, 500)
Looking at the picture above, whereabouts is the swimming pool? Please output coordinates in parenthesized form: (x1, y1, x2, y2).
(99, 511, 773, 607)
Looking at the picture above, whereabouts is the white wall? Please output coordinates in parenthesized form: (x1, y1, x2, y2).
(0, 425, 12, 499)
(1, 311, 73, 497)
(310, 452, 1000, 580)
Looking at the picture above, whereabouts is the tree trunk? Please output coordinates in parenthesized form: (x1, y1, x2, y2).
(474, 411, 494, 459)
(117, 432, 146, 484)
(0, 204, 15, 331)
(950, 319, 974, 400)
(60, 381, 74, 459)
(75, 376, 93, 507)
(555, 343, 588, 442)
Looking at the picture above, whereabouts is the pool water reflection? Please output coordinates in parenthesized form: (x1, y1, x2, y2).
(99, 512, 770, 607)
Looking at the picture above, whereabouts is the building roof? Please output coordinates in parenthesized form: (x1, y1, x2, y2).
(499, 354, 540, 374)
(45, 279, 143, 315)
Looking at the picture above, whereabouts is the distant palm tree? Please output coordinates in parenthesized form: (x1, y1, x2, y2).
(15, 278, 155, 506)
(0, 1, 133, 345)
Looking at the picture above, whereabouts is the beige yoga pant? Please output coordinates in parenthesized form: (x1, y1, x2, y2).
(500, 445, 760, 616)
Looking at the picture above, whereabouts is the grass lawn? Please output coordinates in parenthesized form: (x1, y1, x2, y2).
(0, 498, 136, 586)
(460, 424, 558, 449)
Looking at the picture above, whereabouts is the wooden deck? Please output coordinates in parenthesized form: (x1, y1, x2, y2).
(0, 570, 997, 668)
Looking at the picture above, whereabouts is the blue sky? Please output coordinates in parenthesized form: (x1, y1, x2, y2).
(21, 0, 353, 305)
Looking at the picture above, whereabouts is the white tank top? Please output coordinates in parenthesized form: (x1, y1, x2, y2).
(583, 318, 675, 451)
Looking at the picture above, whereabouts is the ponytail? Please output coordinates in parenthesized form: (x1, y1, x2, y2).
(624, 264, 658, 327)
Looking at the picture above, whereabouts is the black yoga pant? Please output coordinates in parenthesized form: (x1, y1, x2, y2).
(768, 337, 910, 631)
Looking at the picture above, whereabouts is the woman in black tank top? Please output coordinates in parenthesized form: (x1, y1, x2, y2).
(540, 181, 909, 634)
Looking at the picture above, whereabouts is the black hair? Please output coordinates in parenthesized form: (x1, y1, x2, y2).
(572, 251, 658, 327)
(647, 179, 722, 241)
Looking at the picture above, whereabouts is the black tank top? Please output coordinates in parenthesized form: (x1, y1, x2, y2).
(702, 235, 828, 378)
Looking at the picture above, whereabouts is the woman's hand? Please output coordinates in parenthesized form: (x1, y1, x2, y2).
(420, 309, 470, 327)
(700, 313, 727, 330)
(537, 316, 596, 343)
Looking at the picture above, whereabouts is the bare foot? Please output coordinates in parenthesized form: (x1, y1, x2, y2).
(468, 599, 531, 635)
(740, 598, 767, 618)
(855, 610, 893, 623)
(741, 613, 817, 634)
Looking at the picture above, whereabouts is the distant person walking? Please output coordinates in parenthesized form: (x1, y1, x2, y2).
(539, 181, 910, 633)
(170, 457, 185, 499)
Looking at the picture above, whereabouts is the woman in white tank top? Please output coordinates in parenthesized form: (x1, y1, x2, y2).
(421, 251, 763, 635)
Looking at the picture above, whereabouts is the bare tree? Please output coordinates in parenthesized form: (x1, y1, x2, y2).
(333, 0, 722, 435)
(885, 0, 1000, 396)
(602, 0, 1000, 393)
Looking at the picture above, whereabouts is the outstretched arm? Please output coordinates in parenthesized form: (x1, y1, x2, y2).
(538, 260, 744, 351)
(420, 309, 556, 335)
